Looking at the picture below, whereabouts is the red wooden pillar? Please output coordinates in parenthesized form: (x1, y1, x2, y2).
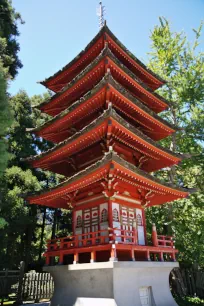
(152, 223, 158, 247)
(73, 252, 79, 264)
(131, 248, 135, 261)
(90, 251, 96, 263)
(172, 252, 176, 262)
(146, 250, 151, 261)
(58, 252, 64, 265)
(109, 245, 118, 262)
(159, 252, 164, 262)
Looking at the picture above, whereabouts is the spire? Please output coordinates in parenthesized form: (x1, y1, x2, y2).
(97, 2, 105, 29)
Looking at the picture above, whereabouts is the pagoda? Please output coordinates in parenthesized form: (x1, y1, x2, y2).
(26, 23, 191, 306)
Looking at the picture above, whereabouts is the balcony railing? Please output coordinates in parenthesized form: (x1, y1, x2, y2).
(46, 227, 175, 256)
(157, 235, 174, 248)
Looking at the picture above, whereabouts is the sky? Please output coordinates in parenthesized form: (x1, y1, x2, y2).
(10, 0, 204, 97)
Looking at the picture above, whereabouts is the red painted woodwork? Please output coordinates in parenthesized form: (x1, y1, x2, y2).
(33, 80, 175, 143)
(26, 24, 191, 265)
(39, 53, 168, 116)
(44, 227, 177, 265)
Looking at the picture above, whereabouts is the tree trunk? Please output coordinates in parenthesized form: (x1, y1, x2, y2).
(51, 208, 58, 239)
(24, 206, 37, 271)
(50, 209, 58, 265)
(167, 94, 178, 235)
(38, 207, 46, 263)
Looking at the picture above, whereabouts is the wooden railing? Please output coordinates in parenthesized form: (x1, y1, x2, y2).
(47, 229, 110, 252)
(157, 235, 174, 248)
(46, 228, 174, 252)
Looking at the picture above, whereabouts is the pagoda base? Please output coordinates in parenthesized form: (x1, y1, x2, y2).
(44, 261, 178, 306)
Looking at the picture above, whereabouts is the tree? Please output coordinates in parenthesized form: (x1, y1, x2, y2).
(0, 0, 24, 78)
(146, 18, 204, 267)
(0, 91, 57, 269)
(0, 0, 23, 177)
(0, 62, 12, 176)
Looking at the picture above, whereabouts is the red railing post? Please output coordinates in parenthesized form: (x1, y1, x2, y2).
(92, 232, 95, 245)
(73, 252, 79, 264)
(131, 248, 135, 261)
(58, 252, 64, 265)
(90, 251, 96, 263)
(172, 252, 176, 262)
(152, 223, 158, 247)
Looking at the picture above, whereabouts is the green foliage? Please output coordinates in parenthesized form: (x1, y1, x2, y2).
(0, 0, 24, 78)
(0, 62, 13, 175)
(0, 91, 56, 269)
(175, 295, 204, 306)
(146, 18, 204, 267)
(0, 0, 23, 178)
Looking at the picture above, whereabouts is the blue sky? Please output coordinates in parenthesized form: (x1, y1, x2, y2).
(10, 0, 203, 97)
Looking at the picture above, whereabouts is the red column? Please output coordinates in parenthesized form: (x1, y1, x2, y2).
(73, 253, 79, 264)
(131, 248, 135, 261)
(90, 251, 96, 263)
(109, 244, 118, 262)
(58, 252, 64, 265)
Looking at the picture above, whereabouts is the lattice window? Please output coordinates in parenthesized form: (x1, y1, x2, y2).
(136, 214, 143, 226)
(76, 215, 82, 228)
(101, 208, 108, 222)
(113, 208, 119, 222)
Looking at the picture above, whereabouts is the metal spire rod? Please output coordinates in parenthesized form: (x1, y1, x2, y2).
(97, 2, 106, 29)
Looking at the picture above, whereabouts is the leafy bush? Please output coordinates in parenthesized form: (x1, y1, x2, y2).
(175, 295, 204, 305)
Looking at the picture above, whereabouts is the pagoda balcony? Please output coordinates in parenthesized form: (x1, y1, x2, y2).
(44, 225, 177, 265)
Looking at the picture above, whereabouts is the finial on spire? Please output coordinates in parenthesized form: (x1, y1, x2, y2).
(97, 2, 106, 29)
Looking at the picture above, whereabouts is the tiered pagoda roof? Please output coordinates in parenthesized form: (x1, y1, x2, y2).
(26, 24, 190, 209)
(40, 24, 166, 93)
(37, 46, 170, 116)
(30, 74, 176, 143)
(27, 107, 183, 175)
(27, 151, 189, 209)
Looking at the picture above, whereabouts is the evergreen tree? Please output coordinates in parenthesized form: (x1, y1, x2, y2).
(0, 0, 24, 78)
(0, 0, 23, 178)
(0, 91, 57, 270)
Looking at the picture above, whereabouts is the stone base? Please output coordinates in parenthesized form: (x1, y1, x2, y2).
(44, 261, 178, 306)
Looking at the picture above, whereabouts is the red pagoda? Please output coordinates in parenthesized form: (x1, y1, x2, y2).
(26, 24, 190, 267)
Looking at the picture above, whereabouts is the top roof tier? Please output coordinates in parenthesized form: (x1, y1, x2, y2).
(40, 24, 166, 93)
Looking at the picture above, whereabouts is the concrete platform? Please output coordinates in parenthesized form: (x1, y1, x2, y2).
(44, 261, 179, 306)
